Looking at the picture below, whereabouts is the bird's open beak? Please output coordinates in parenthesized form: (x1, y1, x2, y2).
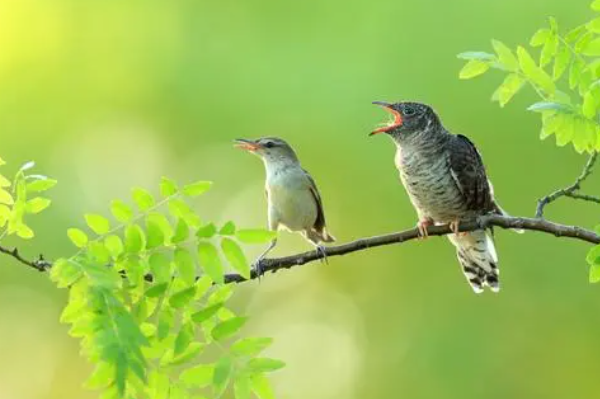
(234, 138, 261, 151)
(370, 101, 403, 136)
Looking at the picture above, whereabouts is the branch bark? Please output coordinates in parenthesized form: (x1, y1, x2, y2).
(223, 214, 600, 284)
(2, 215, 598, 285)
(536, 151, 600, 218)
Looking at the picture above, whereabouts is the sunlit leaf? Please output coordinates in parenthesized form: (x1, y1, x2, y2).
(517, 46, 554, 95)
(197, 242, 224, 284)
(25, 197, 51, 214)
(530, 28, 551, 47)
(85, 214, 111, 235)
(174, 323, 194, 356)
(160, 177, 178, 197)
(250, 374, 275, 399)
(213, 356, 233, 394)
(26, 178, 57, 193)
(191, 302, 224, 324)
(175, 248, 196, 286)
(492, 73, 525, 107)
(231, 337, 273, 357)
(110, 200, 133, 223)
(211, 316, 247, 341)
(132, 187, 155, 211)
(169, 287, 196, 309)
(149, 253, 172, 283)
(182, 181, 212, 197)
(219, 221, 236, 235)
(459, 59, 490, 79)
(0, 189, 14, 205)
(172, 218, 190, 243)
(553, 45, 571, 80)
(180, 364, 214, 388)
(247, 358, 286, 373)
(491, 40, 519, 71)
(68, 228, 89, 248)
(540, 33, 558, 67)
(125, 224, 145, 253)
(221, 238, 251, 279)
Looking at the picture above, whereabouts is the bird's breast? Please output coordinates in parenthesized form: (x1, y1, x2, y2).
(266, 171, 317, 231)
(396, 147, 466, 222)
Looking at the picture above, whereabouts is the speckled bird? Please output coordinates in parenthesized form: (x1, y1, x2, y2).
(234, 137, 335, 273)
(371, 101, 510, 293)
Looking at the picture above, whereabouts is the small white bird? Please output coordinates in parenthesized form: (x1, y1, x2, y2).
(235, 137, 335, 274)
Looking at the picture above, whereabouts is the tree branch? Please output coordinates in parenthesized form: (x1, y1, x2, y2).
(0, 245, 51, 272)
(223, 214, 600, 284)
(536, 151, 599, 218)
(2, 215, 598, 285)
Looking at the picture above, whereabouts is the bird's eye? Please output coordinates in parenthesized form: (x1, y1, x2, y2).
(263, 141, 275, 148)
(403, 106, 416, 116)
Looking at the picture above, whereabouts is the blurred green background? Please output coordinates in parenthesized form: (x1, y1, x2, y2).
(0, 0, 599, 398)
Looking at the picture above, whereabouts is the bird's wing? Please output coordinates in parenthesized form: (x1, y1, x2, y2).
(303, 169, 327, 232)
(447, 134, 494, 212)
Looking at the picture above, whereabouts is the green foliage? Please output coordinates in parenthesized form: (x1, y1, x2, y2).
(50, 178, 283, 398)
(0, 158, 56, 239)
(458, 2, 600, 153)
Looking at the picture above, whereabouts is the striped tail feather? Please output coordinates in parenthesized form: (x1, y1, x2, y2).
(448, 230, 499, 294)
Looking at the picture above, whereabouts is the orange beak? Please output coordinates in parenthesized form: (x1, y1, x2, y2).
(234, 138, 261, 151)
(370, 101, 403, 136)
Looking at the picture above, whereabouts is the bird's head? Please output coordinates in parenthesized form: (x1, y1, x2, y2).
(370, 101, 439, 140)
(234, 137, 299, 164)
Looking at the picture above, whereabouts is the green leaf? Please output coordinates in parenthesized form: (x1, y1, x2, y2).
(517, 46, 554, 94)
(587, 245, 600, 265)
(247, 358, 286, 373)
(182, 181, 212, 197)
(458, 59, 490, 79)
(540, 33, 558, 67)
(67, 228, 88, 248)
(553, 45, 571, 80)
(234, 375, 252, 399)
(146, 212, 173, 244)
(180, 364, 214, 388)
(219, 221, 237, 235)
(570, 58, 584, 89)
(250, 374, 275, 399)
(146, 220, 165, 249)
(0, 189, 14, 205)
(566, 25, 586, 43)
(125, 224, 145, 253)
(197, 242, 224, 284)
(104, 235, 124, 259)
(572, 119, 596, 153)
(157, 307, 174, 341)
(132, 187, 155, 211)
(492, 73, 525, 107)
(85, 214, 111, 235)
(123, 257, 145, 285)
(169, 342, 204, 366)
(172, 218, 190, 243)
(582, 37, 600, 56)
(168, 199, 201, 228)
(221, 238, 251, 279)
(26, 178, 57, 193)
(160, 177, 178, 197)
(231, 337, 273, 357)
(491, 40, 518, 71)
(236, 229, 277, 244)
(196, 222, 217, 238)
(16, 224, 34, 239)
(593, 0, 600, 12)
(456, 51, 495, 61)
(555, 115, 575, 146)
(527, 102, 572, 113)
(191, 302, 224, 324)
(211, 316, 248, 341)
(25, 197, 51, 214)
(590, 264, 600, 283)
(530, 28, 551, 47)
(169, 287, 196, 308)
(0, 174, 9, 188)
(174, 323, 194, 356)
(145, 282, 169, 298)
(175, 248, 196, 286)
(110, 200, 133, 223)
(582, 91, 598, 119)
(149, 253, 172, 283)
(213, 356, 233, 394)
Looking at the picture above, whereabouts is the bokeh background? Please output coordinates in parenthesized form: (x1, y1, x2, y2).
(0, 0, 599, 398)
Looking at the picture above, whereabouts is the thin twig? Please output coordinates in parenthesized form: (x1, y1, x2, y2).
(536, 151, 599, 218)
(0, 245, 51, 272)
(2, 215, 599, 284)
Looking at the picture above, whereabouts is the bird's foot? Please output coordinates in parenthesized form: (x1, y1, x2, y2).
(417, 218, 434, 239)
(252, 257, 267, 280)
(449, 219, 467, 236)
(315, 245, 329, 264)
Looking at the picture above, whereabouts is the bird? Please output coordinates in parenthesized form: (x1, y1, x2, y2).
(234, 137, 335, 275)
(370, 101, 511, 293)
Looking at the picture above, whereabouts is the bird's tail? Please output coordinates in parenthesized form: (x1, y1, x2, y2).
(448, 230, 499, 294)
